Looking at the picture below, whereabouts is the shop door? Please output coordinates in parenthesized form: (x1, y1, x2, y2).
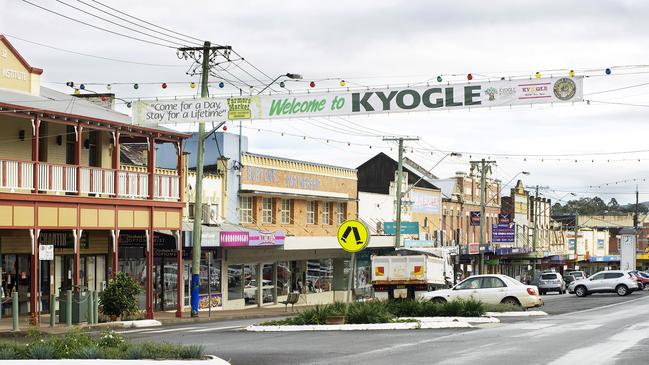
(55, 256, 74, 295)
(154, 258, 178, 311)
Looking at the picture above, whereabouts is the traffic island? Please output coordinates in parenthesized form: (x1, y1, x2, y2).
(0, 329, 229, 363)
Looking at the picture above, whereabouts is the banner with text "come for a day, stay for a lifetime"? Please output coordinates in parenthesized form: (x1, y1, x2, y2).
(133, 76, 583, 126)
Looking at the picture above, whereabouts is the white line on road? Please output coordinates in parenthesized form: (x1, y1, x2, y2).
(139, 326, 204, 334)
(186, 325, 244, 333)
(554, 293, 649, 317)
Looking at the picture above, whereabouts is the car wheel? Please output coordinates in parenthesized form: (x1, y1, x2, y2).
(575, 286, 587, 297)
(501, 297, 521, 306)
(431, 297, 447, 304)
(616, 284, 629, 296)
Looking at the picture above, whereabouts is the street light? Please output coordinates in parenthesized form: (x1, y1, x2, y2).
(257, 73, 303, 95)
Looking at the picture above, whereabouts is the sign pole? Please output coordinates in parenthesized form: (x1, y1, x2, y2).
(345, 253, 355, 318)
(207, 251, 211, 318)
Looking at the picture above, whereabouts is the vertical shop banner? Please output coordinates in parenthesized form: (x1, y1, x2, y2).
(134, 77, 584, 126)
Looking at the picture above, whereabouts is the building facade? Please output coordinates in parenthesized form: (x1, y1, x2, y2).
(0, 36, 187, 320)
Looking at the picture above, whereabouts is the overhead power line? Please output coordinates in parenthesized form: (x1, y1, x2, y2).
(21, 0, 177, 49)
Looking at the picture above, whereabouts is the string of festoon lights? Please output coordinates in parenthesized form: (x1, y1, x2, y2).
(51, 63, 649, 100)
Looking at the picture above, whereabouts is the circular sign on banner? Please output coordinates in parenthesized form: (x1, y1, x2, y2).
(337, 219, 370, 253)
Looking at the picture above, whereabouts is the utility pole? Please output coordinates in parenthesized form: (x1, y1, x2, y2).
(177, 42, 232, 317)
(471, 159, 496, 275)
(574, 210, 579, 269)
(634, 184, 639, 229)
(383, 136, 419, 248)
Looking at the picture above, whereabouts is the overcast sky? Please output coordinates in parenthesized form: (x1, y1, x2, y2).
(3, 0, 649, 204)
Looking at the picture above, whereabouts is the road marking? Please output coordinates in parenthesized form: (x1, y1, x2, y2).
(546, 320, 649, 365)
(186, 325, 244, 333)
(555, 293, 649, 317)
(141, 326, 204, 334)
(115, 328, 158, 334)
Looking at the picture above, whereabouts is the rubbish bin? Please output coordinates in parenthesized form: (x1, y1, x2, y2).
(58, 287, 88, 324)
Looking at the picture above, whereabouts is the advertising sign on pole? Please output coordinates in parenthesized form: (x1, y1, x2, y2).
(134, 77, 584, 126)
(470, 212, 481, 226)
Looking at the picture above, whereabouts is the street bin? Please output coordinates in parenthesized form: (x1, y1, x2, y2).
(58, 287, 88, 324)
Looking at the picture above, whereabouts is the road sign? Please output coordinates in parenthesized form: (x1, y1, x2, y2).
(39, 245, 53, 261)
(383, 221, 419, 235)
(337, 220, 370, 253)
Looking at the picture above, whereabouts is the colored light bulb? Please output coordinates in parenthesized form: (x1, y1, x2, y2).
(219, 82, 225, 88)
(339, 80, 346, 87)
(467, 73, 473, 81)
(535, 72, 541, 78)
(605, 68, 612, 75)
(436, 75, 442, 82)
(309, 81, 316, 88)
(161, 83, 167, 89)
(190, 82, 197, 89)
(569, 70, 575, 77)
(133, 83, 139, 89)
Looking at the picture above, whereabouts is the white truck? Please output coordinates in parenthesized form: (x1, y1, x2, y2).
(371, 248, 454, 300)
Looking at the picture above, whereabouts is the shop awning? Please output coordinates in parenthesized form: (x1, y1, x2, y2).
(239, 190, 354, 201)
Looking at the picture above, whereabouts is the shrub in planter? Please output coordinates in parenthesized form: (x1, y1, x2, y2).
(29, 344, 56, 359)
(346, 301, 393, 324)
(100, 272, 141, 319)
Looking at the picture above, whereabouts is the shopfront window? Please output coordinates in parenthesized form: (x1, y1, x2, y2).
(227, 264, 243, 300)
(118, 246, 147, 308)
(281, 199, 292, 224)
(240, 196, 253, 223)
(277, 261, 291, 295)
(262, 264, 275, 304)
(243, 264, 258, 305)
(306, 201, 316, 225)
(262, 198, 273, 224)
(306, 259, 333, 293)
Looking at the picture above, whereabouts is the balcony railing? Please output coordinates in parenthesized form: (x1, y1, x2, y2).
(0, 160, 34, 191)
(0, 159, 179, 201)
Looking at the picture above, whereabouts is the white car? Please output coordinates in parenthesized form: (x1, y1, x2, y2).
(421, 274, 543, 309)
(568, 270, 639, 297)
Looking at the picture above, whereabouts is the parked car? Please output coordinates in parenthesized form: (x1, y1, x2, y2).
(629, 271, 649, 289)
(568, 270, 639, 297)
(566, 271, 587, 280)
(564, 274, 576, 285)
(538, 272, 566, 295)
(420, 274, 543, 309)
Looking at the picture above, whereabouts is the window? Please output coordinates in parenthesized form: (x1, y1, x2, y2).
(589, 272, 605, 281)
(306, 201, 316, 225)
(336, 203, 346, 225)
(321, 202, 331, 225)
(306, 259, 333, 293)
(597, 239, 605, 249)
(541, 274, 558, 280)
(239, 197, 253, 223)
(455, 277, 481, 290)
(262, 198, 273, 224)
(604, 273, 623, 279)
(480, 277, 506, 288)
(281, 199, 292, 224)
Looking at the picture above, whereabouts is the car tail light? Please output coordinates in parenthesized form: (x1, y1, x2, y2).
(527, 288, 536, 296)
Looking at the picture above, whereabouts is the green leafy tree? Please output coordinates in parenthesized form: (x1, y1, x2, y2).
(99, 273, 141, 319)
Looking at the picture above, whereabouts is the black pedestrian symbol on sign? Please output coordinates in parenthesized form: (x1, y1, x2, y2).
(341, 226, 364, 245)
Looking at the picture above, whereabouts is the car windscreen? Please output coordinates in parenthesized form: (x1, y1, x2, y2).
(541, 274, 558, 280)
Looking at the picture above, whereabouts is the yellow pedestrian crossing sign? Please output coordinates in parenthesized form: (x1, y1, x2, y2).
(337, 219, 370, 253)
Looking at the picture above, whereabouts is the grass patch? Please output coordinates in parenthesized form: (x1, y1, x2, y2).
(0, 329, 205, 360)
(259, 298, 488, 326)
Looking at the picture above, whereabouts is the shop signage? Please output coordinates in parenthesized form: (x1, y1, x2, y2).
(492, 224, 515, 243)
(637, 254, 649, 260)
(411, 190, 441, 214)
(39, 245, 54, 261)
(589, 255, 620, 263)
(383, 221, 419, 235)
(134, 77, 584, 126)
(404, 239, 436, 248)
(220, 230, 285, 247)
(470, 212, 481, 226)
(118, 231, 177, 257)
(39, 231, 89, 249)
(243, 166, 323, 191)
(498, 214, 512, 224)
(468, 243, 480, 255)
(249, 231, 285, 246)
(198, 293, 222, 310)
(496, 247, 532, 255)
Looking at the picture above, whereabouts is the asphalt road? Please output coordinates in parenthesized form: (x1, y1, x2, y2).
(123, 290, 649, 365)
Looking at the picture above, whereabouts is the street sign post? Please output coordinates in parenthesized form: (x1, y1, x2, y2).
(337, 219, 370, 317)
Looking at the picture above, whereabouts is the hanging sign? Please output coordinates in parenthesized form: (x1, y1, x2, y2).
(39, 245, 54, 261)
(133, 77, 584, 125)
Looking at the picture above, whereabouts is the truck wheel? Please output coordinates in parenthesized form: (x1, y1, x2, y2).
(431, 297, 446, 304)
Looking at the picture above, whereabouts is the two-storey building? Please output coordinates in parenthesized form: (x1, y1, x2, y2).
(0, 35, 187, 320)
